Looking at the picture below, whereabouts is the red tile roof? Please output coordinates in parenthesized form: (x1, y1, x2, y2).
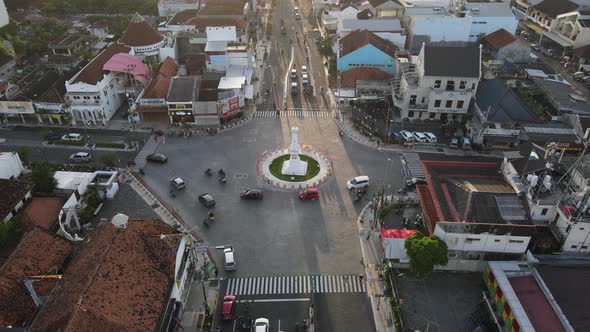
(168, 9, 199, 25)
(0, 227, 72, 327)
(119, 13, 164, 47)
(158, 57, 179, 79)
(71, 43, 131, 85)
(142, 76, 171, 99)
(0, 178, 32, 221)
(484, 28, 517, 50)
(30, 219, 180, 332)
(340, 30, 398, 59)
(21, 198, 63, 230)
(340, 67, 392, 88)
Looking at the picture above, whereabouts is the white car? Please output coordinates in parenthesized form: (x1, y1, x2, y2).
(412, 131, 427, 142)
(69, 152, 91, 163)
(62, 133, 83, 141)
(346, 175, 369, 190)
(170, 177, 186, 190)
(290, 68, 297, 79)
(301, 65, 308, 74)
(224, 247, 236, 271)
(255, 318, 270, 332)
(400, 130, 414, 142)
(423, 132, 437, 143)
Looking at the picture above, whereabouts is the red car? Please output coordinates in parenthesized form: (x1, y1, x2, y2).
(299, 188, 320, 200)
(221, 295, 236, 320)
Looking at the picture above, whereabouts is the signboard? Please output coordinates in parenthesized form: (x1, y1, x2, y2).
(218, 95, 245, 114)
(0, 101, 35, 115)
(139, 98, 166, 106)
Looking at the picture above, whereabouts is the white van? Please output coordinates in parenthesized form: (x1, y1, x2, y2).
(62, 133, 83, 141)
(412, 131, 427, 142)
(346, 175, 370, 190)
(224, 247, 236, 271)
(423, 132, 437, 143)
(400, 130, 414, 142)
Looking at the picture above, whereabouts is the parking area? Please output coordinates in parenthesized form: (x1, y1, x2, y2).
(394, 271, 490, 332)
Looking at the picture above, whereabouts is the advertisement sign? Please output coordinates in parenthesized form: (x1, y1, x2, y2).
(218, 96, 244, 114)
(139, 98, 166, 106)
(0, 101, 35, 115)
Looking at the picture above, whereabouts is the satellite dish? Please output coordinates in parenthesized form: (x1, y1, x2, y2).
(111, 213, 129, 228)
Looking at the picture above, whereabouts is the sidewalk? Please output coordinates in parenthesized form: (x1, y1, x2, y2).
(357, 202, 394, 332)
(181, 253, 220, 332)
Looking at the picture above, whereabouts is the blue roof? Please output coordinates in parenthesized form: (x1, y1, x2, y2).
(475, 79, 541, 123)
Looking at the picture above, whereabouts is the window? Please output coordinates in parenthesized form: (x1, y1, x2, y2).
(434, 80, 441, 88)
(417, 112, 422, 118)
(408, 111, 414, 118)
(465, 238, 480, 243)
(459, 81, 466, 89)
(434, 100, 441, 107)
(421, 97, 425, 104)
(457, 100, 464, 109)
(471, 83, 475, 90)
(541, 208, 548, 216)
(83, 96, 90, 100)
(452, 114, 457, 120)
(582, 246, 588, 249)
(409, 95, 417, 105)
(445, 80, 455, 91)
(429, 113, 436, 119)
(445, 100, 453, 108)
(509, 240, 524, 243)
(571, 245, 578, 249)
(73, 96, 80, 99)
(494, 239, 501, 243)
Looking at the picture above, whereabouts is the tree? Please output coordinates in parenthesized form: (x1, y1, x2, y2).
(17, 146, 29, 164)
(99, 152, 117, 167)
(404, 231, 449, 274)
(319, 36, 334, 58)
(27, 19, 67, 55)
(31, 162, 57, 193)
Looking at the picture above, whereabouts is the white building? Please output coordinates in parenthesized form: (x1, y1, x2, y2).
(0, 0, 9, 29)
(158, 0, 200, 17)
(119, 13, 170, 61)
(0, 152, 24, 179)
(392, 43, 482, 121)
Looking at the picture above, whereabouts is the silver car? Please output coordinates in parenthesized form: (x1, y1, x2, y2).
(69, 152, 91, 163)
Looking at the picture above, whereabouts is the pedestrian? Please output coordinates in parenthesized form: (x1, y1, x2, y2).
(154, 136, 157, 142)
(359, 274, 364, 282)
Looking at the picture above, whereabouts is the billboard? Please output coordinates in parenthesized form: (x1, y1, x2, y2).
(218, 96, 244, 114)
(0, 101, 35, 115)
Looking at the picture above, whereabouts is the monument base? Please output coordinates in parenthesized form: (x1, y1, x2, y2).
(281, 159, 308, 176)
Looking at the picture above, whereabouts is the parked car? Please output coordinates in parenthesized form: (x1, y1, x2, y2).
(198, 193, 216, 208)
(170, 177, 186, 190)
(45, 132, 61, 142)
(453, 129, 464, 138)
(390, 132, 401, 140)
(406, 177, 427, 187)
(302, 73, 310, 86)
(146, 153, 168, 163)
(255, 318, 270, 332)
(400, 130, 414, 142)
(69, 152, 91, 163)
(62, 133, 83, 141)
(423, 132, 437, 143)
(462, 136, 472, 150)
(290, 68, 297, 79)
(449, 138, 460, 149)
(346, 175, 370, 190)
(299, 188, 320, 200)
(221, 295, 237, 320)
(412, 131, 427, 142)
(224, 247, 236, 271)
(241, 188, 263, 200)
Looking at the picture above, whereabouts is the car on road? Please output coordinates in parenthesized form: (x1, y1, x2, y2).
(240, 188, 263, 200)
(299, 188, 320, 200)
(221, 295, 236, 320)
(449, 137, 459, 149)
(295, 12, 300, 20)
(302, 73, 310, 86)
(406, 177, 427, 187)
(170, 177, 186, 190)
(198, 193, 216, 208)
(290, 68, 297, 79)
(44, 132, 61, 142)
(62, 133, 83, 141)
(301, 65, 308, 75)
(69, 152, 91, 163)
(146, 153, 168, 163)
(255, 318, 270, 332)
(346, 175, 370, 190)
(291, 82, 299, 95)
(224, 247, 236, 271)
(423, 132, 437, 143)
(400, 130, 414, 142)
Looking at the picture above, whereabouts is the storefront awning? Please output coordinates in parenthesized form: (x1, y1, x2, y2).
(523, 21, 546, 35)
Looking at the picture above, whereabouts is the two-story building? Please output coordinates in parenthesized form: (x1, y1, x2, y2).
(364, 0, 404, 18)
(483, 29, 532, 63)
(136, 57, 179, 124)
(393, 43, 482, 122)
(337, 30, 399, 75)
(167, 76, 197, 124)
(47, 34, 86, 74)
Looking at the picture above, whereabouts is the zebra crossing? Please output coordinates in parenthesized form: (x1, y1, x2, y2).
(224, 274, 366, 296)
(254, 110, 335, 118)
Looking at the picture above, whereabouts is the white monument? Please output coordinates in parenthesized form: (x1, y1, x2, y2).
(281, 127, 308, 176)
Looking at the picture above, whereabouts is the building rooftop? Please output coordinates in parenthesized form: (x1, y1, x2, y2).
(119, 13, 164, 47)
(158, 57, 179, 79)
(0, 227, 72, 327)
(197, 76, 221, 101)
(48, 34, 83, 49)
(21, 197, 63, 230)
(29, 219, 180, 332)
(167, 76, 197, 102)
(198, 2, 245, 16)
(340, 29, 398, 58)
(340, 67, 392, 88)
(475, 79, 541, 123)
(357, 8, 374, 19)
(533, 0, 579, 18)
(0, 178, 33, 221)
(465, 2, 516, 17)
(530, 76, 590, 114)
(218, 76, 245, 90)
(71, 42, 131, 85)
(340, 18, 402, 32)
(483, 28, 517, 50)
(423, 43, 480, 78)
(186, 16, 247, 30)
(168, 9, 199, 25)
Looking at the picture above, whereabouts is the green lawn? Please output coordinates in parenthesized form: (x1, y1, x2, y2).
(269, 154, 321, 182)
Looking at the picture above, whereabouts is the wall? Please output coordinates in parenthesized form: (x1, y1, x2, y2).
(468, 15, 518, 42)
(529, 204, 558, 223)
(66, 72, 125, 125)
(375, 32, 406, 49)
(0, 0, 8, 28)
(563, 222, 590, 253)
(0, 152, 24, 179)
(574, 26, 590, 49)
(497, 41, 531, 63)
(434, 224, 531, 254)
(338, 44, 396, 75)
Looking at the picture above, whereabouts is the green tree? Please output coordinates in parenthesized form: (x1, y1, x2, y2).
(319, 36, 334, 58)
(99, 152, 117, 167)
(404, 231, 449, 274)
(27, 19, 67, 55)
(0, 219, 27, 249)
(31, 162, 57, 193)
(17, 146, 29, 164)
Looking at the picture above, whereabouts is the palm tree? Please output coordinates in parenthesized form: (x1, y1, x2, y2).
(319, 36, 334, 58)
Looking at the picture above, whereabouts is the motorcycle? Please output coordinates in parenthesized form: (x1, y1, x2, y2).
(205, 168, 213, 176)
(218, 174, 227, 184)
